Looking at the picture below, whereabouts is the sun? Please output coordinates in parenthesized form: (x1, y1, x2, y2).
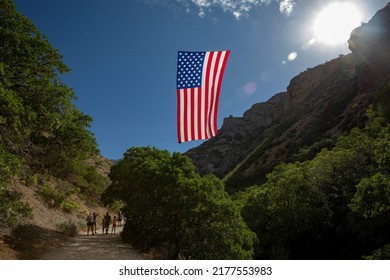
(313, 2, 363, 45)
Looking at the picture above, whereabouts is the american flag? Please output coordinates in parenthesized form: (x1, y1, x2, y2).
(176, 50, 230, 143)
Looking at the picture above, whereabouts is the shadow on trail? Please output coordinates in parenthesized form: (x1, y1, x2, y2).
(41, 227, 144, 260)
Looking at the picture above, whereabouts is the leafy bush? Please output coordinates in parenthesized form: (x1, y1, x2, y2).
(67, 162, 110, 202)
(350, 173, 390, 218)
(238, 162, 332, 259)
(0, 189, 32, 227)
(104, 147, 255, 259)
(365, 244, 390, 260)
(61, 201, 80, 213)
(37, 184, 64, 208)
(55, 220, 79, 237)
(0, 146, 21, 189)
(109, 200, 125, 213)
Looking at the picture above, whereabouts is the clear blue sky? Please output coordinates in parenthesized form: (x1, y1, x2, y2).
(14, 0, 389, 159)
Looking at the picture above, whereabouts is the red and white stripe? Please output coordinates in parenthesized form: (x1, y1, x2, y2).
(177, 50, 230, 143)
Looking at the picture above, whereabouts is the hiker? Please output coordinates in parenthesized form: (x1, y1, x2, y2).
(86, 213, 94, 235)
(117, 211, 122, 227)
(111, 216, 117, 234)
(93, 212, 99, 234)
(102, 212, 111, 235)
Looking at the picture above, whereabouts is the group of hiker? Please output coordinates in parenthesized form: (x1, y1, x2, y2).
(86, 211, 123, 236)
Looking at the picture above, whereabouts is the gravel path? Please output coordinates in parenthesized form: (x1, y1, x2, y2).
(40, 226, 145, 260)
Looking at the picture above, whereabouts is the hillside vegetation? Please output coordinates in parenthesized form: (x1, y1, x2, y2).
(236, 106, 390, 259)
(1, 0, 389, 260)
(0, 0, 111, 253)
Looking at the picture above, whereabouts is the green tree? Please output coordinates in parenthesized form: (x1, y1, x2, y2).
(0, 0, 106, 229)
(0, 144, 21, 189)
(237, 107, 390, 259)
(238, 162, 332, 259)
(0, 0, 97, 177)
(104, 147, 255, 259)
(350, 173, 390, 218)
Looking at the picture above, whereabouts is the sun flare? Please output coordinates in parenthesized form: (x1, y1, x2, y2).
(313, 2, 363, 45)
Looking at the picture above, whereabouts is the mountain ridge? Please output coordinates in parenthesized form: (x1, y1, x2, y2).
(185, 3, 390, 192)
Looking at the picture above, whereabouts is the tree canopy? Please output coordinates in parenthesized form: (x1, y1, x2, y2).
(103, 147, 256, 259)
(236, 107, 390, 259)
(0, 0, 97, 179)
(1, 0, 105, 228)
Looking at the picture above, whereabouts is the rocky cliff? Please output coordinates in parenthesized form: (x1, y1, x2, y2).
(185, 3, 390, 192)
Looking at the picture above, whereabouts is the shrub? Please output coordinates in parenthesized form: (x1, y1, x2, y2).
(0, 147, 21, 189)
(365, 244, 390, 260)
(61, 201, 80, 213)
(37, 184, 64, 208)
(55, 220, 79, 237)
(0, 189, 32, 227)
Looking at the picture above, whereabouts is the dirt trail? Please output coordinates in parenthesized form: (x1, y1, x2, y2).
(41, 226, 145, 260)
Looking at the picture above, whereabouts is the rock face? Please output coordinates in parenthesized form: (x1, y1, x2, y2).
(349, 4, 390, 92)
(185, 3, 390, 192)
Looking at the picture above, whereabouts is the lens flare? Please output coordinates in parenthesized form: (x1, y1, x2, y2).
(288, 52, 298, 61)
(313, 2, 362, 45)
